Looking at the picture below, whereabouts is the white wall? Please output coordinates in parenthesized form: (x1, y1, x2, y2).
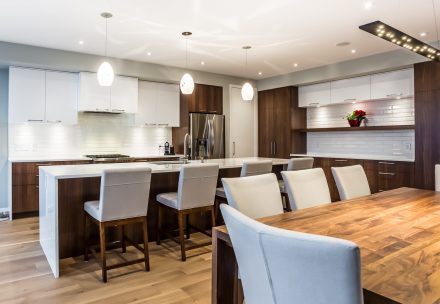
(9, 113, 172, 158)
(0, 70, 8, 211)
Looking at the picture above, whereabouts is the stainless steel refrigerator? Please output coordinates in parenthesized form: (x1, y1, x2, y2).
(188, 113, 225, 159)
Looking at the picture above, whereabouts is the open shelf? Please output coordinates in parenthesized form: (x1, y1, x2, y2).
(295, 125, 415, 133)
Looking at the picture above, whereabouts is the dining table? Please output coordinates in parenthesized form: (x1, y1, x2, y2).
(212, 187, 440, 304)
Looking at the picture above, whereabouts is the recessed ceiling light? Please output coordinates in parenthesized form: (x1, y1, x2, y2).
(78, 40, 84, 45)
(293, 63, 298, 67)
(201, 61, 205, 65)
(420, 32, 428, 37)
(147, 52, 152, 56)
(364, 1, 373, 9)
(351, 49, 357, 54)
(258, 72, 262, 75)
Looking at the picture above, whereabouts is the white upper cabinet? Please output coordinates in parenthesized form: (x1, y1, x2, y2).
(110, 75, 138, 113)
(9, 67, 78, 124)
(330, 75, 371, 104)
(78, 72, 138, 113)
(371, 69, 414, 100)
(136, 81, 180, 127)
(298, 82, 331, 107)
(45, 71, 78, 124)
(9, 67, 46, 123)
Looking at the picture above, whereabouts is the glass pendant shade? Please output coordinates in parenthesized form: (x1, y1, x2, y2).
(97, 61, 114, 86)
(180, 73, 195, 95)
(241, 82, 254, 101)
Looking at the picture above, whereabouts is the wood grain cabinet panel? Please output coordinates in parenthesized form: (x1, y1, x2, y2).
(186, 84, 223, 114)
(12, 185, 39, 214)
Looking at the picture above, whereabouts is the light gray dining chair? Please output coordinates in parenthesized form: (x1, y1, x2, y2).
(281, 168, 331, 210)
(332, 165, 371, 200)
(83, 167, 152, 283)
(221, 173, 284, 219)
(156, 163, 219, 261)
(436, 165, 440, 192)
(220, 204, 363, 304)
(279, 157, 314, 211)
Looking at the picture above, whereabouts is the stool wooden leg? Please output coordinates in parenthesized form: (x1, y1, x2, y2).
(121, 225, 126, 253)
(284, 194, 292, 212)
(178, 211, 186, 262)
(210, 206, 216, 228)
(156, 205, 162, 245)
(99, 223, 107, 283)
(185, 214, 191, 239)
(142, 217, 150, 271)
(84, 214, 89, 261)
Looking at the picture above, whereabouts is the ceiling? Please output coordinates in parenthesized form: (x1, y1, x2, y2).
(0, 0, 439, 79)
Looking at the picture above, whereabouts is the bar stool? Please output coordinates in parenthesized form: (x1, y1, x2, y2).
(279, 158, 314, 211)
(156, 164, 219, 261)
(435, 165, 439, 191)
(83, 167, 152, 283)
(331, 165, 371, 200)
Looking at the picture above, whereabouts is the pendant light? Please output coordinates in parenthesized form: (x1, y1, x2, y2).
(180, 32, 195, 95)
(97, 12, 115, 87)
(241, 46, 254, 101)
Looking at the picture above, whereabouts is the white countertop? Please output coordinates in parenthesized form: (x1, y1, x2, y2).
(40, 157, 289, 179)
(290, 153, 414, 162)
(8, 154, 182, 162)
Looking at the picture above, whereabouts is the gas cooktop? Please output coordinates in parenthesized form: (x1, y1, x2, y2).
(85, 154, 132, 162)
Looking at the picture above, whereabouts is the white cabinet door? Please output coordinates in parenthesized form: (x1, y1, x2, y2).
(78, 72, 111, 112)
(136, 81, 158, 126)
(45, 71, 78, 124)
(155, 83, 180, 127)
(298, 82, 331, 107)
(110, 76, 138, 113)
(331, 76, 371, 104)
(9, 67, 46, 123)
(371, 69, 414, 99)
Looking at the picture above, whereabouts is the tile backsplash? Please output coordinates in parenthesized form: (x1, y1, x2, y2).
(9, 113, 172, 158)
(306, 98, 415, 160)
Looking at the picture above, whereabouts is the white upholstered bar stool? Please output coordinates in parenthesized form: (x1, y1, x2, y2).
(83, 168, 152, 283)
(156, 164, 219, 261)
(332, 165, 371, 200)
(220, 204, 363, 304)
(436, 165, 440, 191)
(281, 168, 331, 210)
(279, 157, 314, 211)
(221, 173, 284, 219)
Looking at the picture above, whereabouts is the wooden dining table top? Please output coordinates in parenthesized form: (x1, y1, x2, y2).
(214, 187, 440, 304)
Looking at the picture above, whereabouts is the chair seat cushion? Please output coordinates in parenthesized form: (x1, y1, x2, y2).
(84, 200, 100, 221)
(278, 180, 286, 193)
(216, 187, 226, 198)
(156, 192, 179, 209)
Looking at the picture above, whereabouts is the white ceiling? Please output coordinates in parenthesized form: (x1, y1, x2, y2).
(0, 0, 439, 79)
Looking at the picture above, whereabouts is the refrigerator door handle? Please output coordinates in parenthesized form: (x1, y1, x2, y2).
(233, 141, 236, 157)
(208, 118, 215, 158)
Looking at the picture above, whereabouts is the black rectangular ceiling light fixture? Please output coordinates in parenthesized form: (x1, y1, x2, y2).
(359, 20, 440, 62)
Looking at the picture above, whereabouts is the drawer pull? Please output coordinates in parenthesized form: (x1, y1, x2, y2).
(335, 159, 348, 162)
(379, 172, 395, 176)
(35, 163, 52, 166)
(344, 98, 357, 102)
(379, 161, 395, 165)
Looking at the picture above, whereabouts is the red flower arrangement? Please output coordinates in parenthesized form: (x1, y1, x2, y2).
(345, 110, 367, 127)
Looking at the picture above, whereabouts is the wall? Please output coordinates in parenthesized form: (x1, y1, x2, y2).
(9, 113, 172, 158)
(0, 70, 7, 212)
(306, 98, 415, 161)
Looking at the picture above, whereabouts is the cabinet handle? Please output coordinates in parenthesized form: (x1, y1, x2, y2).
(36, 163, 52, 166)
(344, 98, 356, 102)
(158, 123, 169, 126)
(308, 102, 319, 107)
(112, 109, 125, 112)
(233, 142, 236, 156)
(378, 161, 395, 165)
(144, 123, 157, 126)
(27, 119, 44, 122)
(386, 93, 403, 97)
(379, 172, 395, 176)
(95, 108, 110, 112)
(46, 120, 62, 123)
(273, 141, 276, 156)
(334, 159, 348, 162)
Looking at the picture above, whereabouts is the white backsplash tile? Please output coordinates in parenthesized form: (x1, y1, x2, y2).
(306, 98, 415, 160)
(9, 113, 172, 158)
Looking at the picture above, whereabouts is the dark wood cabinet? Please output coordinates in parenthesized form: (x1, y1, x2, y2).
(258, 86, 306, 158)
(183, 83, 223, 114)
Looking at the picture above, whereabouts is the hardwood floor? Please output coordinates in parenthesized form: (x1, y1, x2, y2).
(0, 217, 213, 303)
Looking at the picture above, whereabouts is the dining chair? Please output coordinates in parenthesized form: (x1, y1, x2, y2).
(281, 168, 331, 210)
(332, 165, 371, 200)
(83, 167, 152, 283)
(221, 173, 284, 219)
(156, 163, 219, 261)
(436, 165, 440, 192)
(279, 157, 314, 211)
(220, 204, 363, 304)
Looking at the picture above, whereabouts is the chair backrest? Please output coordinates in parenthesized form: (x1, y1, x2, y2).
(220, 204, 363, 304)
(286, 157, 314, 171)
(331, 165, 371, 200)
(436, 165, 440, 192)
(240, 160, 273, 177)
(177, 164, 219, 209)
(222, 173, 284, 219)
(281, 168, 331, 210)
(99, 168, 152, 221)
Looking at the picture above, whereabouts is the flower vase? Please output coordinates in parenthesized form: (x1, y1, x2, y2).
(348, 119, 361, 127)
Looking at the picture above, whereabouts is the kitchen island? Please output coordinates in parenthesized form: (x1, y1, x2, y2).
(39, 157, 289, 277)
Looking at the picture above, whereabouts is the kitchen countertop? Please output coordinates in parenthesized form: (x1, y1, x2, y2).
(290, 153, 415, 162)
(40, 157, 289, 179)
(8, 154, 183, 163)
